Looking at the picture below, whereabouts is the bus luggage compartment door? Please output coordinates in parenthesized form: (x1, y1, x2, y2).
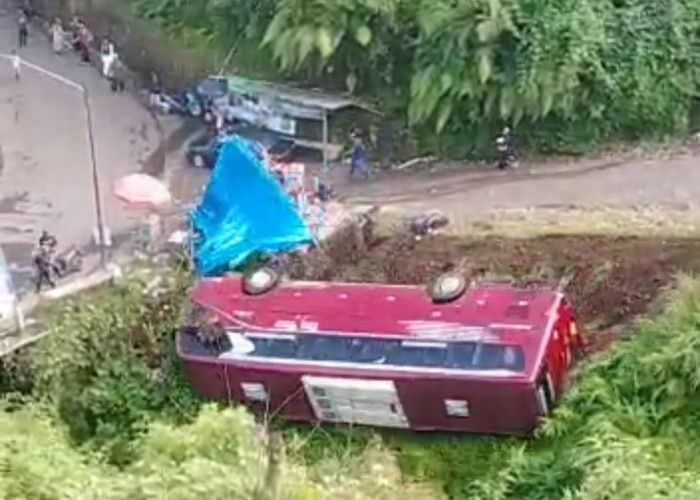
(301, 375, 410, 429)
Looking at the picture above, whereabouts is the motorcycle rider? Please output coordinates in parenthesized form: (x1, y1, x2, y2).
(496, 126, 518, 170)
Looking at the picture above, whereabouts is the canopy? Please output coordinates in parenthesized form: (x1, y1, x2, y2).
(191, 136, 313, 276)
(114, 173, 171, 209)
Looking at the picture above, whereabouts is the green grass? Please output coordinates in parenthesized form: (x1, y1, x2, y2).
(284, 424, 514, 498)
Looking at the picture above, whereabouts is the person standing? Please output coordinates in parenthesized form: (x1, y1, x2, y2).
(77, 21, 92, 64)
(109, 58, 126, 92)
(100, 38, 116, 78)
(11, 50, 20, 81)
(349, 130, 371, 179)
(17, 12, 28, 47)
(51, 18, 64, 54)
(34, 247, 55, 292)
(148, 71, 162, 108)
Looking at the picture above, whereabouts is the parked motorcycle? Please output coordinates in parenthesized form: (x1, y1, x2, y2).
(52, 245, 84, 278)
(152, 89, 203, 118)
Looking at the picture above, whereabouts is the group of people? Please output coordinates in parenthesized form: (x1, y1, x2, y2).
(63, 17, 93, 64)
(20, 11, 127, 93)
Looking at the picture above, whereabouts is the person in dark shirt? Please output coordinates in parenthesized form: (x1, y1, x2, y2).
(17, 12, 28, 47)
(34, 247, 55, 292)
(349, 131, 370, 179)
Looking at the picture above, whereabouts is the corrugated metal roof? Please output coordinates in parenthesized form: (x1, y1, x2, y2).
(225, 76, 361, 112)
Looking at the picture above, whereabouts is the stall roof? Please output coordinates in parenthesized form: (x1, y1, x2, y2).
(225, 75, 373, 113)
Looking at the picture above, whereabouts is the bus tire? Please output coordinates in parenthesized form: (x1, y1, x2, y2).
(242, 267, 281, 296)
(428, 272, 467, 304)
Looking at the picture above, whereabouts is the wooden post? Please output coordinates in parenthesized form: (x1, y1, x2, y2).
(322, 109, 329, 173)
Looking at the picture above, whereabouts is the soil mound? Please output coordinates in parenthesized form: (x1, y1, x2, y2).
(289, 233, 700, 349)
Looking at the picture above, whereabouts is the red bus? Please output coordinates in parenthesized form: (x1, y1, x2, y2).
(178, 270, 583, 435)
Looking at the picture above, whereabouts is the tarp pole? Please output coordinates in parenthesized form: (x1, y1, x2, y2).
(322, 109, 329, 173)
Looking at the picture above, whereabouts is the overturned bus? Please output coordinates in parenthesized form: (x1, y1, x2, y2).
(178, 269, 583, 436)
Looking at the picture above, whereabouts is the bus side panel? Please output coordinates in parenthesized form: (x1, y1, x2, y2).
(394, 378, 540, 435)
(181, 355, 543, 435)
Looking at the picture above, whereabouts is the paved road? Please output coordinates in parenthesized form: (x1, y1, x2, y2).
(332, 149, 700, 215)
(0, 11, 161, 292)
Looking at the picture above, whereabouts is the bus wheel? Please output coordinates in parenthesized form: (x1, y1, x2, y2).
(428, 272, 467, 304)
(242, 267, 281, 296)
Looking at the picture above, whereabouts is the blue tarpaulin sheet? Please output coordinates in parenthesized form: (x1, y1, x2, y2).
(191, 136, 313, 276)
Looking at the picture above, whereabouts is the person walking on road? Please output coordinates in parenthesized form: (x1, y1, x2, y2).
(17, 12, 28, 47)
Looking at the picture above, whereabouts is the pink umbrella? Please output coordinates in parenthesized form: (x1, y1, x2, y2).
(114, 173, 172, 209)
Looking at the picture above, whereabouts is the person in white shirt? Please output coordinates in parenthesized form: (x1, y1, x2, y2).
(11, 50, 20, 81)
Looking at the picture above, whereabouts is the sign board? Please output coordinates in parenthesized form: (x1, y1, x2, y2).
(228, 92, 297, 136)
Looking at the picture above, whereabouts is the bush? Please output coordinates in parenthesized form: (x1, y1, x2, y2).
(27, 273, 199, 465)
(0, 402, 444, 499)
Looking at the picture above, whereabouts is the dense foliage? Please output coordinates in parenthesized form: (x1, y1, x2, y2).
(0, 273, 442, 499)
(122, 0, 700, 155)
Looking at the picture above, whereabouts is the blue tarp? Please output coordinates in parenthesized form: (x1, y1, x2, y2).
(191, 136, 313, 276)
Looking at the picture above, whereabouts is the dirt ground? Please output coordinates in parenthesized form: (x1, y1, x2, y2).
(290, 231, 700, 352)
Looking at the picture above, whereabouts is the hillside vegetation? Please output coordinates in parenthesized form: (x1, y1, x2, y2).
(3, 264, 700, 498)
(0, 274, 441, 499)
(122, 0, 700, 155)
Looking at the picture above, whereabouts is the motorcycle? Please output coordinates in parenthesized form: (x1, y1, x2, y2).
(150, 89, 203, 118)
(52, 245, 84, 278)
